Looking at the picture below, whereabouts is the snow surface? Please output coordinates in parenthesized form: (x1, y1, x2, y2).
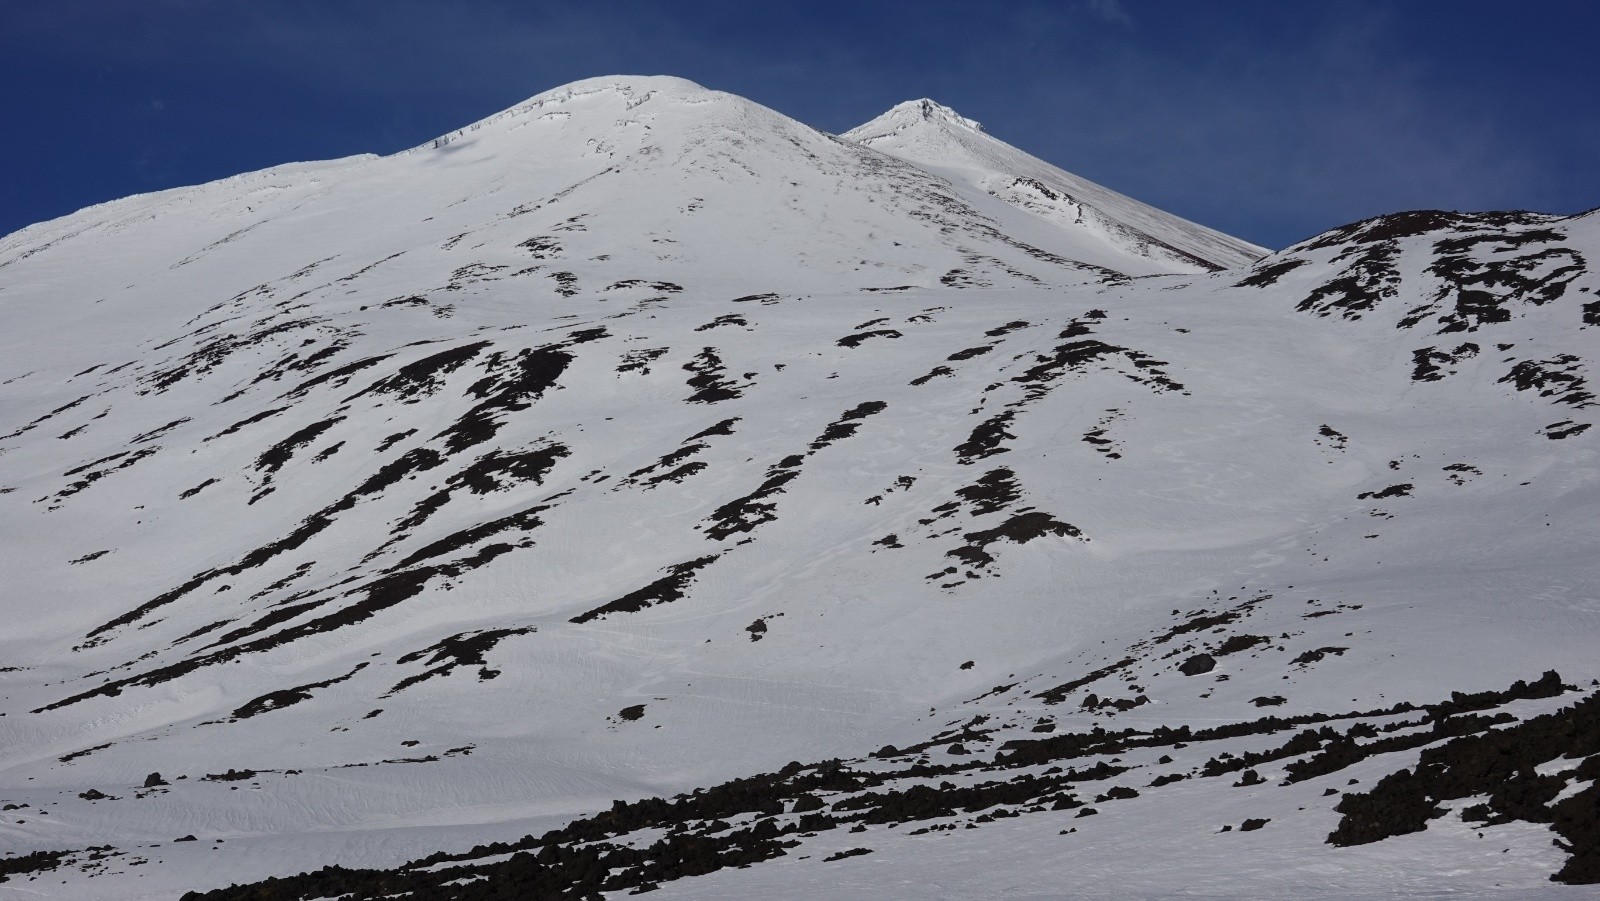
(844, 97, 1268, 272)
(0, 75, 1595, 898)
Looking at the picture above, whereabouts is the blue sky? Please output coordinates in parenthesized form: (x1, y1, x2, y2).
(4, 0, 1597, 248)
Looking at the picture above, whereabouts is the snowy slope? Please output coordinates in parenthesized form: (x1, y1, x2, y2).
(844, 98, 1268, 272)
(0, 76, 1596, 899)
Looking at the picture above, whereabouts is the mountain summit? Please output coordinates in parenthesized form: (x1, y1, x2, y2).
(849, 98, 990, 136)
(846, 96, 1266, 272)
(0, 77, 1596, 898)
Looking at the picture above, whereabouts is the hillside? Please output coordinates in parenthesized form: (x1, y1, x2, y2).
(0, 76, 1595, 899)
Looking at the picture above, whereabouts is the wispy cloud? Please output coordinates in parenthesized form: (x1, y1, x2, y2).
(1083, 0, 1134, 28)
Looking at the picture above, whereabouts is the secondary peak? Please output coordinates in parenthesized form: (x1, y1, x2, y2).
(843, 98, 985, 144)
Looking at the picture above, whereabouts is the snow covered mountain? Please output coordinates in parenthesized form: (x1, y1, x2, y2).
(0, 75, 1596, 899)
(843, 98, 1266, 272)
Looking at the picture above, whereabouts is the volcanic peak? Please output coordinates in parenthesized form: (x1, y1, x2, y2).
(847, 98, 988, 144)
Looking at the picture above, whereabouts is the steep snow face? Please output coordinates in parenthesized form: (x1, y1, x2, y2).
(845, 98, 1268, 273)
(0, 77, 1597, 899)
